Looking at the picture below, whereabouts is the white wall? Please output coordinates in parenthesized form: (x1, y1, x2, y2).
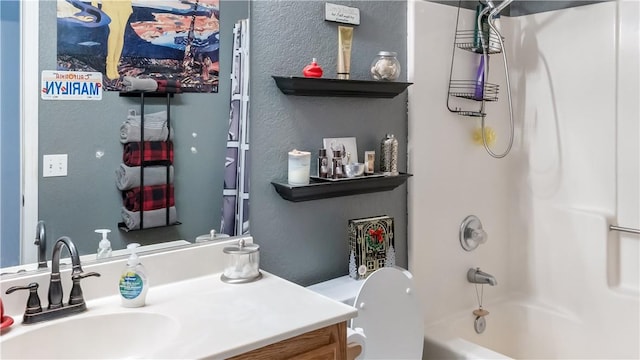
(407, 0, 514, 324)
(409, 0, 638, 356)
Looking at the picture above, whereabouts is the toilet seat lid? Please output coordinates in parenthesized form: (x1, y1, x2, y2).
(352, 267, 424, 359)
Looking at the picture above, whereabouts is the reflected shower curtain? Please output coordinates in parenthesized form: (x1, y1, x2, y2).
(220, 19, 250, 236)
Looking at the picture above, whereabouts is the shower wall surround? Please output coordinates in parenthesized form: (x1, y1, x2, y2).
(408, 0, 514, 321)
(409, 1, 638, 357)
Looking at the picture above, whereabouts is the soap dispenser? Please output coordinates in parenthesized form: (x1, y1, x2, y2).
(95, 229, 112, 259)
(118, 243, 148, 308)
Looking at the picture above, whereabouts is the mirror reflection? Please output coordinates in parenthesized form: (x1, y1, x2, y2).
(0, 0, 250, 270)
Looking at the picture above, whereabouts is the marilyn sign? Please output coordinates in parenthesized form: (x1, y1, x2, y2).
(41, 70, 103, 100)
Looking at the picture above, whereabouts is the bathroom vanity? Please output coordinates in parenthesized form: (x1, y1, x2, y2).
(0, 237, 356, 359)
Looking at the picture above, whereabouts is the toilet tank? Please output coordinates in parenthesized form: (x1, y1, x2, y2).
(307, 275, 365, 306)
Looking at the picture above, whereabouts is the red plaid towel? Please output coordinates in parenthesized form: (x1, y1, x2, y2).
(157, 79, 181, 88)
(123, 141, 173, 166)
(123, 185, 175, 212)
(156, 79, 182, 93)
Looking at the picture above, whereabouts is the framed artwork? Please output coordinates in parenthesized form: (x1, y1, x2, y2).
(348, 215, 395, 280)
(56, 0, 221, 93)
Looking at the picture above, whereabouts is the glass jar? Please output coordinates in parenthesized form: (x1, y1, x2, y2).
(221, 239, 261, 283)
(370, 51, 401, 81)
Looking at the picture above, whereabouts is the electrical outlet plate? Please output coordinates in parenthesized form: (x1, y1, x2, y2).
(43, 154, 68, 177)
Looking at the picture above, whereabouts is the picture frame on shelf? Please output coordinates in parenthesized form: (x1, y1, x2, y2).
(323, 137, 358, 166)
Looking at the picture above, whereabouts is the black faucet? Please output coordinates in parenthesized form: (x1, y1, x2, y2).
(5, 236, 100, 324)
(48, 236, 85, 309)
(35, 220, 48, 269)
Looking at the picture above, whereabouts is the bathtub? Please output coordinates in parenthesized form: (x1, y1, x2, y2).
(422, 298, 637, 359)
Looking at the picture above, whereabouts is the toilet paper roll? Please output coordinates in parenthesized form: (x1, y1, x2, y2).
(347, 327, 366, 360)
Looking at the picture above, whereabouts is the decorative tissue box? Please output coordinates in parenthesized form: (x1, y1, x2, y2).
(348, 215, 395, 280)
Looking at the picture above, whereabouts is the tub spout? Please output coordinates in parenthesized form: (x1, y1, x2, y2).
(467, 268, 497, 286)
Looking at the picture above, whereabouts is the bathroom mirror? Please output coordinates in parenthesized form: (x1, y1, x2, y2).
(0, 0, 250, 271)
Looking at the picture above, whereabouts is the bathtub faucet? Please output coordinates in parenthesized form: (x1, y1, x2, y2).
(467, 268, 497, 286)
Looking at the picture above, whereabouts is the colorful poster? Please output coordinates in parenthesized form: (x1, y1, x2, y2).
(56, 0, 220, 93)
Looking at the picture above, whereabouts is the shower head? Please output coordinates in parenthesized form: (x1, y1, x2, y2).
(483, 0, 496, 10)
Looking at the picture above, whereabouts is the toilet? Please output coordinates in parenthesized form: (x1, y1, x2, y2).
(307, 267, 424, 359)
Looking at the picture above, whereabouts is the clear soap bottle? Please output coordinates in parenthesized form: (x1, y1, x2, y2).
(95, 229, 112, 259)
(119, 243, 148, 308)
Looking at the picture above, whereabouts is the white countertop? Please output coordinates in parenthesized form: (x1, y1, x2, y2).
(146, 271, 356, 359)
(1, 237, 357, 359)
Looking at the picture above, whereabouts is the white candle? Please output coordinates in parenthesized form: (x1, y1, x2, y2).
(288, 149, 311, 185)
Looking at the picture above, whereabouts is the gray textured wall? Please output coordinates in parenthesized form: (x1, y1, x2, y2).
(36, 1, 248, 257)
(249, 1, 409, 286)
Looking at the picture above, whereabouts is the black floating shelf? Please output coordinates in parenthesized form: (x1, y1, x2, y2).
(119, 92, 175, 98)
(272, 76, 412, 99)
(271, 173, 412, 202)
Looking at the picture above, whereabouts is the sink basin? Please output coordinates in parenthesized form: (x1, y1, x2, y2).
(1, 312, 179, 359)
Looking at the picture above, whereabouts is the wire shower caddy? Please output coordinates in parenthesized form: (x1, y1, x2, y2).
(446, 1, 503, 118)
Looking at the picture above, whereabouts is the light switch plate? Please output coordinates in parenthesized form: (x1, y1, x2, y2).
(43, 154, 68, 177)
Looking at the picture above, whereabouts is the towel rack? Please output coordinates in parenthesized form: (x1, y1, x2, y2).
(118, 91, 180, 231)
(609, 225, 640, 235)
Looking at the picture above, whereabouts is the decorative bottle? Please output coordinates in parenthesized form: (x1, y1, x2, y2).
(380, 134, 398, 176)
(318, 148, 329, 178)
(332, 150, 344, 179)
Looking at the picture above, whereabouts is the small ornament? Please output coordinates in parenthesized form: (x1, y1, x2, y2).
(302, 58, 323, 78)
(367, 227, 385, 246)
(358, 265, 367, 276)
(473, 308, 489, 317)
(349, 251, 357, 278)
(385, 245, 396, 268)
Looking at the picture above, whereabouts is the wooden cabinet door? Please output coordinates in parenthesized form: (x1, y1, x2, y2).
(229, 322, 347, 360)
